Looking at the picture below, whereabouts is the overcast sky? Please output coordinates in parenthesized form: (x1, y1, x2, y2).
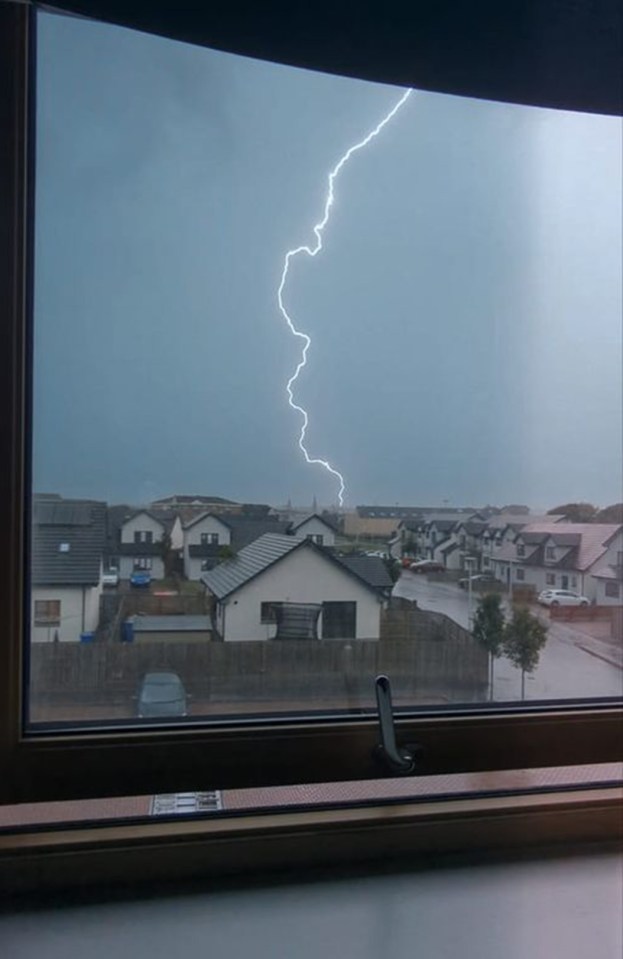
(33, 12, 622, 509)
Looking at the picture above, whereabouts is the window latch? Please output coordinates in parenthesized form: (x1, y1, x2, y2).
(374, 674, 420, 775)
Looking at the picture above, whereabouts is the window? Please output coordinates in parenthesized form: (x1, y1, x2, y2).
(210, 533, 219, 545)
(145, 531, 153, 545)
(482, 557, 489, 567)
(515, 568, 525, 581)
(617, 552, 623, 567)
(0, 3, 621, 817)
(546, 547, 556, 560)
(34, 599, 61, 626)
(261, 602, 278, 624)
(322, 602, 356, 639)
(133, 557, 152, 570)
(200, 560, 210, 572)
(307, 533, 324, 545)
(605, 582, 620, 598)
(201, 532, 219, 545)
(546, 573, 556, 586)
(516, 545, 525, 557)
(133, 531, 141, 544)
(571, 576, 577, 588)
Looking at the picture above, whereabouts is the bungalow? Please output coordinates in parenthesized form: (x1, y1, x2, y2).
(31, 497, 106, 642)
(201, 534, 392, 641)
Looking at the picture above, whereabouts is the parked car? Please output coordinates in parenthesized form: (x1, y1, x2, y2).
(136, 672, 188, 718)
(410, 560, 445, 573)
(458, 573, 498, 589)
(130, 570, 151, 588)
(102, 567, 119, 588)
(537, 589, 590, 607)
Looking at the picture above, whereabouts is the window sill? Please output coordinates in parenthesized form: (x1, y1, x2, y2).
(1, 785, 621, 897)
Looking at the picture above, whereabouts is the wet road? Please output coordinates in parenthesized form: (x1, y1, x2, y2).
(393, 572, 623, 701)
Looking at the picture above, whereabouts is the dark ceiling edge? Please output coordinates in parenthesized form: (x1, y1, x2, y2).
(39, 1, 623, 116)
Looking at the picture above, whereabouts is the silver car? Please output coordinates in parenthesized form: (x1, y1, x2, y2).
(537, 589, 589, 607)
(136, 672, 188, 718)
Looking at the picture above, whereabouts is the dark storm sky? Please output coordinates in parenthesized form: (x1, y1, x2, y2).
(33, 12, 622, 509)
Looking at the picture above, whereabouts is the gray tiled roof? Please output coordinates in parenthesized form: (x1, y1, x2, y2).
(334, 555, 393, 590)
(202, 534, 302, 599)
(291, 513, 338, 534)
(32, 499, 106, 586)
(202, 535, 388, 601)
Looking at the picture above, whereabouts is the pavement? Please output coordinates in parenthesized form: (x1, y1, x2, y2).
(393, 571, 623, 701)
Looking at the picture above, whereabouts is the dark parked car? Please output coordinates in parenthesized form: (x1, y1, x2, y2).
(458, 572, 498, 589)
(410, 560, 445, 573)
(136, 672, 188, 718)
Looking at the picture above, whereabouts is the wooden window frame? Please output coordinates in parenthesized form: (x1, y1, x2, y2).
(0, 5, 621, 814)
(33, 599, 61, 627)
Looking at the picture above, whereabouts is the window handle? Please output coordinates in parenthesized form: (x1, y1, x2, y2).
(374, 674, 420, 775)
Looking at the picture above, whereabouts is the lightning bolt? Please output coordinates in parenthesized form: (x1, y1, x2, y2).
(277, 88, 413, 507)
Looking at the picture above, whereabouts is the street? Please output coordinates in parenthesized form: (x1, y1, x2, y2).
(393, 572, 623, 701)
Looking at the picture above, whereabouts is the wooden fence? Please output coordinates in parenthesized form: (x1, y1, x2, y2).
(29, 632, 488, 711)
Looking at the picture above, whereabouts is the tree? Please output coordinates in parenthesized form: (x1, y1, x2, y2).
(595, 503, 623, 524)
(547, 502, 597, 523)
(472, 593, 506, 700)
(503, 607, 548, 700)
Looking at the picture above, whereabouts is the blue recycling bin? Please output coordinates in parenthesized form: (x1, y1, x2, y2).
(80, 631, 95, 643)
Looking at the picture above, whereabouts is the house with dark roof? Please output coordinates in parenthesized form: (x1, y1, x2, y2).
(31, 497, 106, 643)
(182, 512, 291, 580)
(289, 513, 337, 547)
(201, 534, 390, 641)
(116, 510, 174, 582)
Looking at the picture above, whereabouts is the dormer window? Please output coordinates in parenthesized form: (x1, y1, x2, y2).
(546, 547, 555, 560)
(516, 545, 525, 558)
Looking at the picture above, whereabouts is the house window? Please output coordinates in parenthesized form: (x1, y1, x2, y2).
(133, 558, 152, 570)
(483, 557, 490, 567)
(617, 552, 623, 567)
(133, 531, 141, 544)
(200, 560, 210, 572)
(145, 531, 153, 544)
(34, 599, 61, 626)
(605, 582, 620, 598)
(516, 545, 525, 558)
(307, 534, 324, 545)
(546, 547, 556, 560)
(202, 533, 219, 545)
(570, 576, 577, 588)
(261, 602, 279, 624)
(546, 573, 556, 586)
(322, 602, 356, 639)
(515, 568, 525, 581)
(210, 533, 219, 545)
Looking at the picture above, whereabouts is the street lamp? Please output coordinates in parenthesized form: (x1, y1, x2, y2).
(465, 555, 476, 627)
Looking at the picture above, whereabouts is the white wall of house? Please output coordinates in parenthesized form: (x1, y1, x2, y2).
(169, 516, 183, 550)
(120, 512, 165, 544)
(183, 515, 231, 579)
(597, 530, 623, 569)
(118, 555, 165, 581)
(215, 545, 382, 642)
(294, 516, 336, 547)
(31, 584, 101, 643)
(593, 577, 623, 605)
(515, 565, 581, 595)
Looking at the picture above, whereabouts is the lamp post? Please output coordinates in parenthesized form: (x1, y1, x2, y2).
(465, 555, 476, 627)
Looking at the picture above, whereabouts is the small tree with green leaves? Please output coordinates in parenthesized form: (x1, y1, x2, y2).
(472, 593, 506, 700)
(503, 606, 548, 700)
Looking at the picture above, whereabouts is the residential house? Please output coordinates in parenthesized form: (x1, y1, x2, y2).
(117, 510, 171, 581)
(31, 497, 106, 642)
(150, 494, 241, 514)
(493, 523, 623, 599)
(183, 512, 291, 580)
(289, 513, 337, 547)
(201, 534, 392, 641)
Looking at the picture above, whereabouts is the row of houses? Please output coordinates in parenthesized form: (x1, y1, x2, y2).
(398, 509, 623, 605)
(30, 495, 381, 643)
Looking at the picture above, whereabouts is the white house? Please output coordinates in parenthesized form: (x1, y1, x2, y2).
(289, 514, 337, 547)
(493, 523, 623, 600)
(183, 512, 292, 580)
(117, 510, 167, 581)
(31, 497, 106, 643)
(201, 534, 391, 641)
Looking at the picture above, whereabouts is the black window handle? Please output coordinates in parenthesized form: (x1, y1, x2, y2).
(374, 674, 420, 775)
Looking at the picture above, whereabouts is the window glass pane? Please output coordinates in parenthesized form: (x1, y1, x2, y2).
(28, 10, 622, 728)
